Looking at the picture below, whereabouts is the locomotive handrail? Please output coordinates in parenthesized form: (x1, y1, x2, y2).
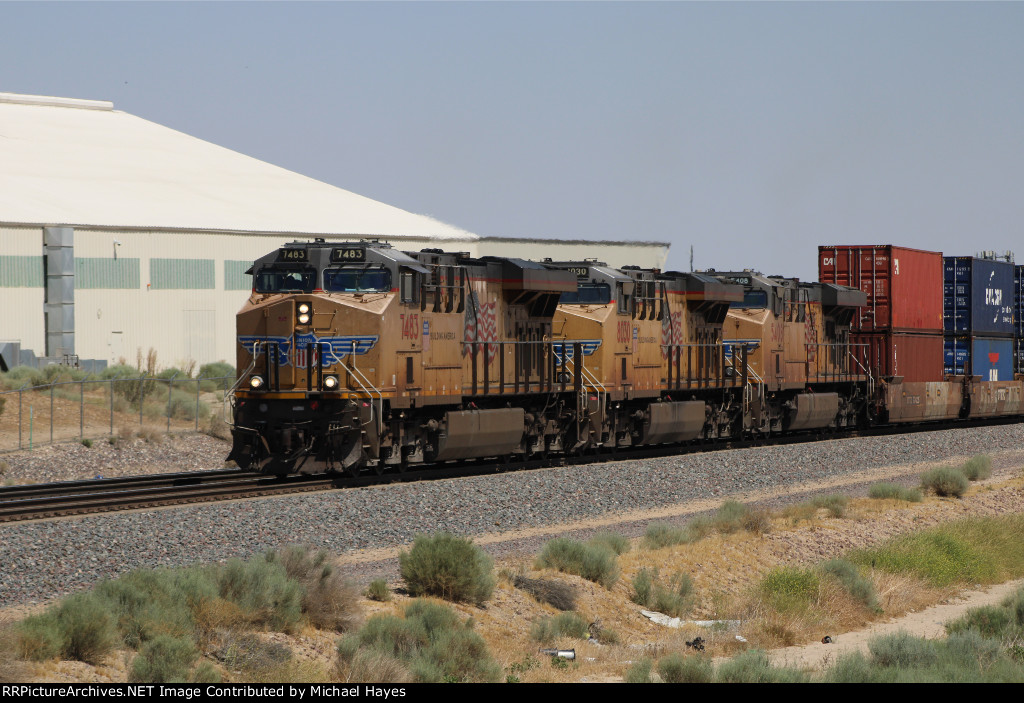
(225, 343, 265, 427)
(337, 344, 384, 436)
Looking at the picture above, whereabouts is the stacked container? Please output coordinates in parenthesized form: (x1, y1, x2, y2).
(818, 245, 944, 382)
(1015, 265, 1024, 375)
(942, 255, 1015, 381)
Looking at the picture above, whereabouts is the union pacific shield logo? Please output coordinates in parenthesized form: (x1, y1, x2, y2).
(552, 340, 602, 365)
(239, 334, 378, 367)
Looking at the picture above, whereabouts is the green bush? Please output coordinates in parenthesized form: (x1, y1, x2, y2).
(643, 522, 692, 549)
(850, 532, 995, 587)
(713, 500, 750, 533)
(399, 533, 495, 604)
(921, 466, 969, 497)
(811, 494, 850, 518)
(218, 556, 304, 631)
(198, 362, 235, 380)
(631, 567, 694, 617)
(715, 649, 807, 683)
(623, 657, 653, 683)
(530, 611, 589, 643)
(365, 579, 392, 602)
(868, 482, 923, 502)
(54, 593, 119, 664)
(960, 455, 992, 482)
(658, 653, 713, 683)
(129, 634, 198, 683)
(338, 599, 500, 683)
(535, 537, 618, 588)
(587, 531, 630, 555)
(868, 632, 938, 669)
(759, 567, 819, 612)
(819, 559, 878, 609)
(270, 546, 361, 632)
(16, 613, 63, 661)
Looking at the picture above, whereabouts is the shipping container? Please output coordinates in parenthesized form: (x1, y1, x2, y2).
(818, 245, 943, 333)
(851, 332, 943, 383)
(943, 336, 1014, 381)
(1015, 265, 1023, 338)
(943, 256, 1015, 337)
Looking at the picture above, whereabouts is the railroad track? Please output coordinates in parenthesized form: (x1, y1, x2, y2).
(2, 415, 1020, 523)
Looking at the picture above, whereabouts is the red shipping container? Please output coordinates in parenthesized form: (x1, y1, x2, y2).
(819, 245, 943, 333)
(850, 332, 944, 383)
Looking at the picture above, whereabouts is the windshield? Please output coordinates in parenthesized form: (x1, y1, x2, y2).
(730, 289, 768, 309)
(323, 267, 392, 293)
(254, 267, 317, 293)
(559, 283, 611, 305)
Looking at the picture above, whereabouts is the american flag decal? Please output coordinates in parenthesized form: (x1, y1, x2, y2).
(661, 312, 683, 359)
(463, 292, 498, 362)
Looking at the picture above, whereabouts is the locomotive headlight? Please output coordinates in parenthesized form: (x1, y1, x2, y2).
(297, 313, 311, 324)
(298, 303, 310, 315)
(323, 375, 339, 390)
(249, 375, 265, 389)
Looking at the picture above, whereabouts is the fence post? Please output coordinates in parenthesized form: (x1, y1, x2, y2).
(109, 377, 115, 437)
(167, 374, 177, 433)
(80, 379, 85, 440)
(195, 378, 201, 432)
(50, 382, 54, 445)
(139, 375, 145, 427)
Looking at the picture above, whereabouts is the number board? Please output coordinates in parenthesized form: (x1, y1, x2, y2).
(277, 248, 308, 262)
(332, 247, 366, 262)
(567, 267, 589, 278)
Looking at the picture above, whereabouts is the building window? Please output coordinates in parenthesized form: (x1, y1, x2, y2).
(150, 258, 215, 289)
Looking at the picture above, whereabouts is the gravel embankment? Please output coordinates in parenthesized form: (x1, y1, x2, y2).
(2, 424, 1023, 607)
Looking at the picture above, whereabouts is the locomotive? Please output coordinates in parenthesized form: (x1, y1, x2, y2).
(227, 239, 1023, 476)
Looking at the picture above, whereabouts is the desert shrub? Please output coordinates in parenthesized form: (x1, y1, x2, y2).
(960, 455, 993, 482)
(1, 366, 46, 388)
(0, 619, 27, 683)
(812, 494, 850, 518)
(270, 546, 361, 632)
(337, 599, 500, 683)
(623, 657, 653, 683)
(713, 500, 750, 533)
(165, 389, 210, 421)
(399, 533, 495, 604)
(365, 579, 392, 602)
(217, 555, 304, 631)
(715, 649, 807, 683)
(921, 466, 969, 497)
(759, 566, 819, 612)
(946, 604, 1015, 639)
(100, 364, 138, 380)
(199, 362, 235, 380)
(587, 531, 630, 555)
(16, 612, 63, 661)
(218, 633, 292, 675)
(643, 522, 691, 549)
(658, 652, 713, 683)
(190, 661, 222, 684)
(512, 575, 576, 611)
(52, 592, 119, 664)
(631, 567, 694, 617)
(819, 559, 878, 609)
(530, 611, 589, 643)
(822, 650, 894, 683)
(129, 634, 198, 683)
(535, 537, 618, 588)
(868, 631, 938, 669)
(868, 482, 923, 502)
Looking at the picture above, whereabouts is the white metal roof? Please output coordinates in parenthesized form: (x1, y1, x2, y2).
(0, 92, 477, 241)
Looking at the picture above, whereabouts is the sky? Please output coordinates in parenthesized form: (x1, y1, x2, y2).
(2, 1, 1023, 281)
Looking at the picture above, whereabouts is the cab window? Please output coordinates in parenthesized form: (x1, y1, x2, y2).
(559, 283, 611, 304)
(730, 290, 768, 308)
(254, 266, 316, 293)
(323, 267, 392, 293)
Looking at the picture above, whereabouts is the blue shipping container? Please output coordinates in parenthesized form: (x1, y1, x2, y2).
(1015, 265, 1024, 337)
(944, 336, 1014, 380)
(1016, 338, 1024, 375)
(943, 257, 1015, 336)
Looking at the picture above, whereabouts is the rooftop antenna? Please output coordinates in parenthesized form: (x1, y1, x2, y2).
(690, 245, 694, 273)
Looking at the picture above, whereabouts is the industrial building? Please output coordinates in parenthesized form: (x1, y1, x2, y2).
(0, 92, 669, 370)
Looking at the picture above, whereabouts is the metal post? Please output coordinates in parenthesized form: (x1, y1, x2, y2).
(139, 375, 145, 427)
(109, 377, 115, 437)
(167, 374, 176, 433)
(195, 378, 200, 431)
(50, 383, 54, 444)
(80, 379, 84, 439)
(18, 385, 25, 449)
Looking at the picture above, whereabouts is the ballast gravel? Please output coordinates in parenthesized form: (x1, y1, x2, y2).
(2, 424, 1023, 607)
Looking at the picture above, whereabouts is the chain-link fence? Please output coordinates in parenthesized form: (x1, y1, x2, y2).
(0, 375, 235, 451)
